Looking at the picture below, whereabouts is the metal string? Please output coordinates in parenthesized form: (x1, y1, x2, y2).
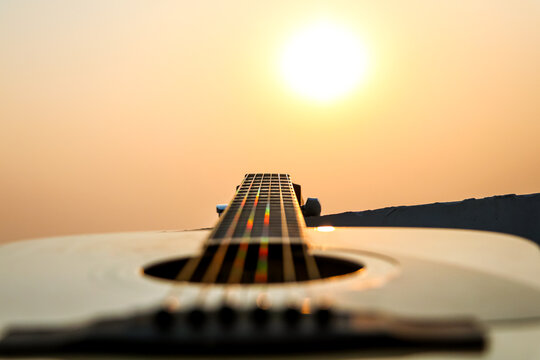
(254, 175, 272, 283)
(173, 175, 251, 283)
(227, 179, 262, 283)
(290, 181, 321, 281)
(279, 174, 296, 282)
(200, 175, 256, 283)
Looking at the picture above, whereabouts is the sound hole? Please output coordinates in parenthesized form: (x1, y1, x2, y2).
(143, 244, 363, 284)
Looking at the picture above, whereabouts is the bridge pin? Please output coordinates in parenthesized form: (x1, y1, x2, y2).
(252, 307, 269, 326)
(315, 308, 332, 326)
(284, 307, 301, 326)
(217, 305, 237, 326)
(153, 309, 174, 331)
(187, 308, 206, 328)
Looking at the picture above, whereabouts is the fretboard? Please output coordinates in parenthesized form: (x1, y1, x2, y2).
(208, 173, 305, 245)
(176, 173, 319, 283)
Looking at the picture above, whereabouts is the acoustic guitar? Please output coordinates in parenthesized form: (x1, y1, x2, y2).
(1, 173, 539, 359)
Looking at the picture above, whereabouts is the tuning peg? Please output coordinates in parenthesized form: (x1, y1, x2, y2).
(153, 308, 175, 331)
(301, 198, 321, 217)
(216, 204, 227, 216)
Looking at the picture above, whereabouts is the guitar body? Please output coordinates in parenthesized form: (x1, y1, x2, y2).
(1, 226, 540, 359)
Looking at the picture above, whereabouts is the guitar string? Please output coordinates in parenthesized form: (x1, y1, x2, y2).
(291, 181, 321, 281)
(282, 178, 321, 310)
(219, 175, 263, 308)
(165, 174, 255, 308)
(227, 178, 262, 283)
(199, 175, 256, 283)
(247, 175, 270, 309)
(279, 174, 296, 282)
(172, 175, 251, 283)
(162, 175, 252, 308)
(278, 177, 313, 309)
(254, 174, 272, 283)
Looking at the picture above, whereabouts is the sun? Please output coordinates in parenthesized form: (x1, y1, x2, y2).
(280, 21, 369, 103)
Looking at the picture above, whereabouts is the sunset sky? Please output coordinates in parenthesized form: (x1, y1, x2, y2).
(1, 0, 539, 243)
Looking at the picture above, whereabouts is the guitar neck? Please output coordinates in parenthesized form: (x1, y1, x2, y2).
(208, 173, 306, 245)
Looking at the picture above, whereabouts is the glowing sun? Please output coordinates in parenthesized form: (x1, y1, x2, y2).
(280, 22, 369, 102)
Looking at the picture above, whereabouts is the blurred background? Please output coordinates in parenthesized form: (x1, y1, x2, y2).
(1, 0, 539, 243)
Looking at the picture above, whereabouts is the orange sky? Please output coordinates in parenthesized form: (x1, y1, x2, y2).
(1, 1, 539, 243)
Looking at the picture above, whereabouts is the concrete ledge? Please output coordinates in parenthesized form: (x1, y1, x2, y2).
(305, 193, 540, 246)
